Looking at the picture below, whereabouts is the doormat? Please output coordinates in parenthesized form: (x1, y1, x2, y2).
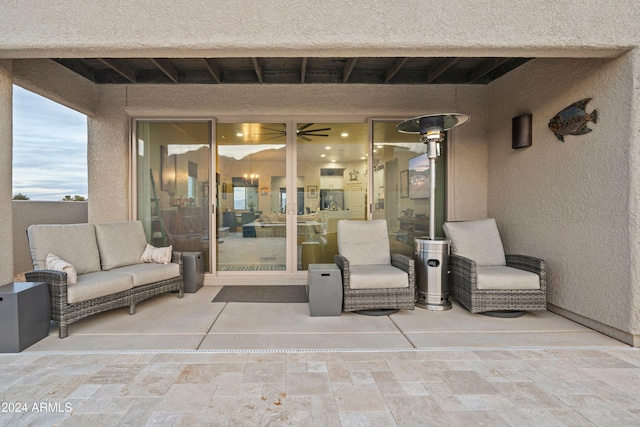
(220, 265, 286, 271)
(212, 285, 309, 303)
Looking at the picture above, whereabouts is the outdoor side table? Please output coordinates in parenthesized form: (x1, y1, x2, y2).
(0, 282, 51, 352)
(307, 263, 342, 316)
(182, 251, 204, 293)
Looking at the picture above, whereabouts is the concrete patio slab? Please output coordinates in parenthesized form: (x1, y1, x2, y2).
(200, 332, 413, 350)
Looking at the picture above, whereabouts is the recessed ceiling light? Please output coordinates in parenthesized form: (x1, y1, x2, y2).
(360, 156, 366, 160)
(320, 154, 326, 158)
(341, 132, 349, 137)
(325, 146, 331, 150)
(236, 132, 244, 137)
(331, 160, 336, 163)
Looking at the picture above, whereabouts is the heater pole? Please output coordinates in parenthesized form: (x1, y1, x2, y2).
(429, 151, 437, 240)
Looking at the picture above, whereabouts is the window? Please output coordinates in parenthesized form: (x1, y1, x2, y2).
(12, 86, 88, 200)
(232, 178, 258, 211)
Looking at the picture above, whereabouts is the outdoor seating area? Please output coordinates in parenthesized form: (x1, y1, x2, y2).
(24, 221, 184, 338)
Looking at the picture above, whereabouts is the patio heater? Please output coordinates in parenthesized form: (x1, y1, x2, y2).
(397, 113, 469, 310)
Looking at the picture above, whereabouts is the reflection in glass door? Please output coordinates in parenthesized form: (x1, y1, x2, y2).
(371, 120, 447, 258)
(136, 121, 212, 271)
(215, 123, 287, 272)
(295, 122, 368, 270)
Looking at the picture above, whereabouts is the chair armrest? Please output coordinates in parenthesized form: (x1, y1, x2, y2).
(391, 253, 416, 291)
(25, 269, 68, 287)
(172, 251, 184, 276)
(448, 254, 478, 291)
(334, 254, 349, 273)
(25, 269, 69, 311)
(334, 254, 350, 289)
(506, 254, 546, 291)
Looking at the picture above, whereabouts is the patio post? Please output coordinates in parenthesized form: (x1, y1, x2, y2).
(0, 60, 14, 283)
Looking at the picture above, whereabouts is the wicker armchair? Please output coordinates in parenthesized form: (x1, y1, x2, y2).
(334, 219, 415, 312)
(443, 219, 546, 314)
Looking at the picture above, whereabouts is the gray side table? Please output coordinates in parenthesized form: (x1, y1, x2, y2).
(182, 251, 204, 293)
(0, 282, 51, 352)
(307, 263, 342, 316)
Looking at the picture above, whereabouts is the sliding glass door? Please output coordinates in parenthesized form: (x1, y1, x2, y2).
(371, 119, 447, 257)
(134, 118, 447, 278)
(135, 120, 212, 271)
(215, 122, 288, 272)
(295, 121, 368, 270)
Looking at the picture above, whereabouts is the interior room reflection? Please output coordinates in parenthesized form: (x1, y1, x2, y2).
(138, 121, 448, 274)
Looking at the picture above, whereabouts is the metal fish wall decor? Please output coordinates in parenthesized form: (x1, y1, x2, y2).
(548, 98, 598, 142)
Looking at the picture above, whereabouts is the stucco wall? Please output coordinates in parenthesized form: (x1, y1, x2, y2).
(487, 54, 638, 342)
(12, 201, 88, 276)
(12, 59, 97, 115)
(87, 86, 130, 223)
(0, 60, 13, 283)
(0, 1, 636, 58)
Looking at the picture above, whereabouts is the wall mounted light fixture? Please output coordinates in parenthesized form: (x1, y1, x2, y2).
(512, 114, 532, 149)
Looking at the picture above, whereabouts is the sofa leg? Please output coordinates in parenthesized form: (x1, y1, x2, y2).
(130, 304, 136, 315)
(179, 288, 184, 298)
(59, 322, 68, 339)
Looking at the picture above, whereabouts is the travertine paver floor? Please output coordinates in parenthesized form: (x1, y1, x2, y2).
(2, 285, 640, 425)
(2, 348, 640, 426)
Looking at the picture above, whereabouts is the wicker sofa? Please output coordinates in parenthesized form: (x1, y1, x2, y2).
(25, 221, 184, 338)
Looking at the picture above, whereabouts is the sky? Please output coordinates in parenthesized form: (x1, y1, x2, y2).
(12, 85, 88, 201)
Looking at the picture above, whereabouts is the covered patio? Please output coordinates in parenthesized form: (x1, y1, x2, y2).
(2, 287, 639, 425)
(2, 1, 640, 423)
(23, 287, 625, 352)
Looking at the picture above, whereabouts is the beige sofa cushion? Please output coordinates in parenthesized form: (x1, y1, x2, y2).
(477, 266, 540, 290)
(443, 218, 507, 266)
(27, 223, 101, 275)
(348, 265, 408, 289)
(114, 263, 180, 287)
(95, 221, 148, 270)
(67, 270, 134, 304)
(337, 220, 390, 266)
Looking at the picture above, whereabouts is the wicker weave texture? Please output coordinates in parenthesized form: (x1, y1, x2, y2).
(26, 252, 184, 338)
(448, 254, 546, 313)
(335, 253, 415, 311)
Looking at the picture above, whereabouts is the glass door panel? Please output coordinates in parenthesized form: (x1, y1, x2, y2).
(136, 121, 212, 271)
(295, 122, 368, 270)
(371, 120, 447, 257)
(215, 122, 287, 272)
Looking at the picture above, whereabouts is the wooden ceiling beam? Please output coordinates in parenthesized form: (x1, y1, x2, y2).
(203, 58, 222, 83)
(150, 58, 179, 83)
(97, 58, 136, 83)
(252, 57, 263, 83)
(343, 58, 357, 83)
(384, 58, 408, 83)
(467, 58, 510, 83)
(301, 57, 308, 83)
(425, 58, 459, 83)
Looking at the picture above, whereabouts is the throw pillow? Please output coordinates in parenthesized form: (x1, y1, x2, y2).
(141, 244, 173, 264)
(46, 253, 78, 284)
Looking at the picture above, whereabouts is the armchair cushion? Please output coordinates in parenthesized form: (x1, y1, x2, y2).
(477, 266, 540, 290)
(443, 218, 506, 266)
(337, 220, 391, 265)
(348, 265, 409, 289)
